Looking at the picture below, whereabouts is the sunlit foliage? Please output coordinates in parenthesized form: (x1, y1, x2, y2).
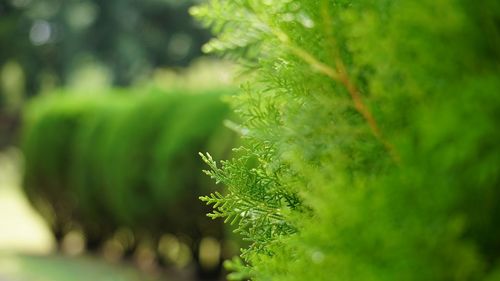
(193, 0, 500, 280)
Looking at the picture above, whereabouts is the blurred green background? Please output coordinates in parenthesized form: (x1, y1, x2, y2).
(0, 1, 239, 280)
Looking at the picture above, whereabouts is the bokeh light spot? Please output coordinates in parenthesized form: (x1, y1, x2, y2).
(29, 20, 52, 46)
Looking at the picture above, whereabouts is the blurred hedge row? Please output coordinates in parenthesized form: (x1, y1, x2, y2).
(21, 88, 236, 262)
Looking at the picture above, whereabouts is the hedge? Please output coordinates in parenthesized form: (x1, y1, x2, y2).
(22, 88, 236, 262)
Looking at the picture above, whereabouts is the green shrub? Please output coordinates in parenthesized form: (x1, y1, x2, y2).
(192, 0, 500, 280)
(70, 96, 133, 242)
(23, 94, 107, 239)
(22, 88, 236, 252)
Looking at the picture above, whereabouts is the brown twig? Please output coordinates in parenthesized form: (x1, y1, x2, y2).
(335, 59, 400, 162)
(273, 29, 399, 162)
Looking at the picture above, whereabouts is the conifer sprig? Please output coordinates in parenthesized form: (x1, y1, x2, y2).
(194, 1, 500, 280)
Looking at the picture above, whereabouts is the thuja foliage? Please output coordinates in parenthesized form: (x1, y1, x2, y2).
(192, 0, 500, 280)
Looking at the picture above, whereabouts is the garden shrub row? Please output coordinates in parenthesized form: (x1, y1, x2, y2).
(192, 1, 500, 281)
(22, 88, 236, 265)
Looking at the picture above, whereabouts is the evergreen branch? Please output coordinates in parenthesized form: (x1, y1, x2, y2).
(272, 27, 400, 162)
(335, 58, 400, 162)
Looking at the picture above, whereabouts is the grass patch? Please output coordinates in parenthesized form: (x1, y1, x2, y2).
(0, 254, 163, 281)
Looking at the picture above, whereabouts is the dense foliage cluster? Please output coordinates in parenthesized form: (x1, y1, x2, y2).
(192, 0, 500, 280)
(22, 88, 235, 266)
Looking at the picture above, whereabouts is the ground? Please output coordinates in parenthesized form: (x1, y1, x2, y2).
(0, 254, 161, 281)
